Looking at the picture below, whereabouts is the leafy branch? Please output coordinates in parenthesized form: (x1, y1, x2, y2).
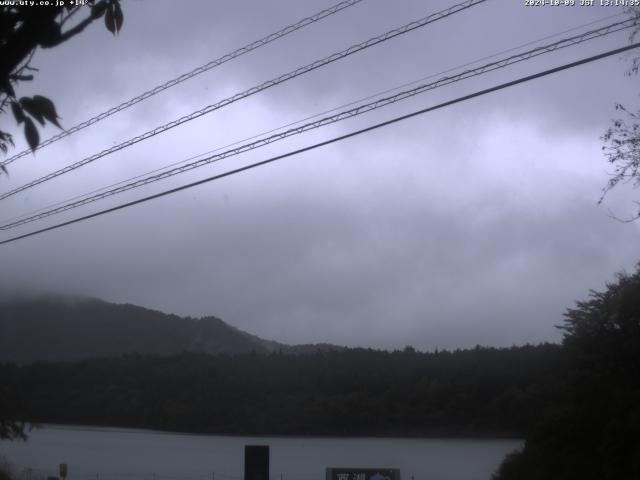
(0, 0, 124, 172)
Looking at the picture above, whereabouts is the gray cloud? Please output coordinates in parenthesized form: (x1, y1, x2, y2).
(1, 0, 639, 350)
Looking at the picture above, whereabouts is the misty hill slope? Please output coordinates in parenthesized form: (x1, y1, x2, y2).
(0, 296, 339, 364)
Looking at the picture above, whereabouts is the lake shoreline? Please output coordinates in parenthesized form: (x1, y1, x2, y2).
(33, 422, 524, 441)
(1, 424, 522, 480)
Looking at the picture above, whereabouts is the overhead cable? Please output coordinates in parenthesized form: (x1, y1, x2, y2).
(1, 41, 639, 246)
(3, 10, 624, 227)
(0, 0, 364, 168)
(1, 18, 635, 231)
(0, 0, 488, 201)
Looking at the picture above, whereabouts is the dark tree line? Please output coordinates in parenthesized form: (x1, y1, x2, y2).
(0, 343, 563, 438)
(494, 265, 640, 480)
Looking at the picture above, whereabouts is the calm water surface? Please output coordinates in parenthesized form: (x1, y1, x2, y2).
(0, 425, 521, 480)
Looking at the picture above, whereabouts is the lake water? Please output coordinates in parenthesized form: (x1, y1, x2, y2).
(0, 425, 521, 480)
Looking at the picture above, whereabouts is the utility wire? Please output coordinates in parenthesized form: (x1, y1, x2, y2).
(0, 0, 364, 168)
(1, 41, 638, 247)
(0, 0, 488, 202)
(1, 17, 631, 228)
(0, 18, 635, 231)
(2, 10, 624, 227)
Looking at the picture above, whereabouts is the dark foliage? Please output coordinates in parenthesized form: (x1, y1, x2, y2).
(0, 344, 563, 438)
(494, 265, 640, 480)
(0, 0, 123, 161)
(600, 7, 640, 221)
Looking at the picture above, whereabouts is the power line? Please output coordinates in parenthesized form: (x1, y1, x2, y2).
(0, 0, 488, 202)
(2, 11, 624, 227)
(0, 0, 364, 168)
(1, 41, 638, 247)
(1, 18, 635, 231)
(2, 17, 632, 228)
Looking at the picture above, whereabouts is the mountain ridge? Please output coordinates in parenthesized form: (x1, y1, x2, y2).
(0, 295, 343, 364)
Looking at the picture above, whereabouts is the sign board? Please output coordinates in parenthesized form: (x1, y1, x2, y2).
(326, 468, 401, 480)
(245, 445, 269, 480)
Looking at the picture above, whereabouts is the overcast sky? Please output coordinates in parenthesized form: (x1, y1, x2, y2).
(1, 0, 639, 350)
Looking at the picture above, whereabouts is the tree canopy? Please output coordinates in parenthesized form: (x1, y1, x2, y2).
(0, 344, 563, 438)
(0, 0, 123, 166)
(600, 7, 640, 221)
(494, 264, 640, 480)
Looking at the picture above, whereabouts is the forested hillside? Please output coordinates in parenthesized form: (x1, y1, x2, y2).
(0, 296, 340, 363)
(0, 344, 563, 437)
(494, 266, 640, 480)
